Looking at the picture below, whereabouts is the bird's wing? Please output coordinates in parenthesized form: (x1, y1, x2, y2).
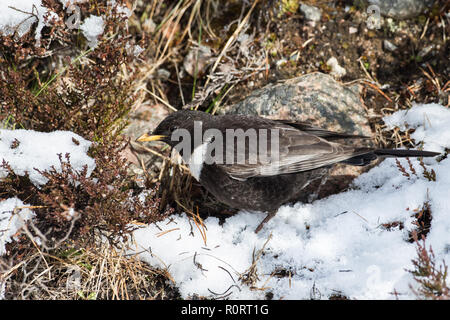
(272, 120, 370, 140)
(217, 124, 368, 181)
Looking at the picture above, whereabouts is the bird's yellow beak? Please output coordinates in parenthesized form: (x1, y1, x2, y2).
(135, 133, 167, 142)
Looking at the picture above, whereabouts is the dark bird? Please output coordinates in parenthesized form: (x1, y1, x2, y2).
(137, 110, 440, 233)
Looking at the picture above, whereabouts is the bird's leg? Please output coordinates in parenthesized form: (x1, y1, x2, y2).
(254, 211, 277, 234)
(308, 173, 329, 203)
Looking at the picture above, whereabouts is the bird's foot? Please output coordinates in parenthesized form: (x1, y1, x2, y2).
(254, 211, 276, 234)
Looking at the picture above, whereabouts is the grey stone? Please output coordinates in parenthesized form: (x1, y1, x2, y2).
(383, 40, 398, 52)
(123, 103, 170, 142)
(418, 44, 434, 58)
(122, 103, 170, 175)
(221, 72, 372, 138)
(183, 45, 214, 78)
(368, 0, 435, 19)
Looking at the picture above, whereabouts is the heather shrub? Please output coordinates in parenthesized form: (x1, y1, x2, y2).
(1, 0, 138, 140)
(0, 0, 171, 260)
(0, 0, 177, 299)
(409, 235, 449, 300)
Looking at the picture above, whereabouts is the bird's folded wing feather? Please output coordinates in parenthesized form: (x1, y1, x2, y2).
(219, 125, 367, 181)
(273, 120, 370, 140)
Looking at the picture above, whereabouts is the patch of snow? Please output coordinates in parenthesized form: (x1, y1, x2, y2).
(126, 43, 144, 57)
(0, 129, 95, 186)
(383, 103, 450, 154)
(130, 103, 449, 299)
(80, 15, 105, 48)
(108, 0, 132, 18)
(327, 57, 347, 79)
(0, 198, 35, 255)
(59, 0, 85, 8)
(0, 0, 56, 43)
(132, 45, 144, 57)
(0, 1, 127, 47)
(300, 4, 322, 22)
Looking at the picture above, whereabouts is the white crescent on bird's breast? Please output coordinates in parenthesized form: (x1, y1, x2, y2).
(187, 141, 209, 181)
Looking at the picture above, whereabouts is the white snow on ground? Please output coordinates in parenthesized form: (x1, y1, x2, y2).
(108, 0, 132, 18)
(130, 103, 450, 300)
(0, 197, 35, 255)
(0, 0, 129, 47)
(80, 15, 105, 48)
(59, 0, 85, 8)
(384, 103, 450, 154)
(0, 129, 95, 186)
(0, 129, 94, 259)
(0, 0, 57, 42)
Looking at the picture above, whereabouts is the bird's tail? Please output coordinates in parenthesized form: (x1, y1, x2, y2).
(341, 148, 440, 166)
(373, 149, 440, 158)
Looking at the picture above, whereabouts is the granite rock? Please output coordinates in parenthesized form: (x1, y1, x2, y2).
(368, 0, 435, 19)
(221, 72, 372, 137)
(122, 103, 170, 177)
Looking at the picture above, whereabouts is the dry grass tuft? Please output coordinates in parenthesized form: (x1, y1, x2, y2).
(239, 233, 272, 290)
(1, 238, 179, 300)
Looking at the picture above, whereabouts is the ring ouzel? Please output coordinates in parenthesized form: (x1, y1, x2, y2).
(137, 110, 440, 233)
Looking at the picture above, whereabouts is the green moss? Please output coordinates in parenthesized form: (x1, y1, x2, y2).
(278, 0, 300, 18)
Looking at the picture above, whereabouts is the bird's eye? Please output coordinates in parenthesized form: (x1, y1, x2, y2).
(170, 126, 177, 132)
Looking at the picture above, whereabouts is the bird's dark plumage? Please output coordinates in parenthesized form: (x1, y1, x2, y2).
(137, 110, 440, 233)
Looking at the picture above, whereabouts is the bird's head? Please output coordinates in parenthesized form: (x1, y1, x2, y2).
(136, 110, 211, 148)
